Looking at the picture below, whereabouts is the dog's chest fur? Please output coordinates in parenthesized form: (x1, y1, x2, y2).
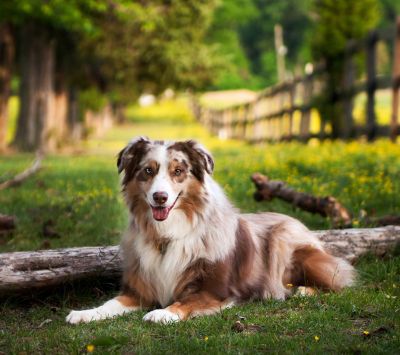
(130, 199, 238, 307)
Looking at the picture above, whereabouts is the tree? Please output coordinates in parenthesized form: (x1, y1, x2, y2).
(0, 0, 219, 152)
(0, 23, 14, 152)
(311, 0, 380, 138)
(206, 0, 259, 89)
(239, 0, 312, 87)
(2, 0, 107, 151)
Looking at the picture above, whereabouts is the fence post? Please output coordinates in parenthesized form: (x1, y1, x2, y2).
(300, 75, 313, 141)
(288, 81, 295, 139)
(343, 50, 355, 139)
(366, 30, 378, 141)
(391, 16, 400, 142)
(240, 104, 249, 140)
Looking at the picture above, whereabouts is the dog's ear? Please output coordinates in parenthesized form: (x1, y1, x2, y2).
(187, 140, 214, 175)
(117, 136, 150, 174)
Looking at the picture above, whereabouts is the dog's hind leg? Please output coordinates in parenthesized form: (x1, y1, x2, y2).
(292, 247, 355, 292)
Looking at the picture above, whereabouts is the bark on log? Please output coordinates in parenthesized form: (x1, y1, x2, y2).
(0, 226, 399, 294)
(251, 172, 352, 227)
(0, 246, 121, 294)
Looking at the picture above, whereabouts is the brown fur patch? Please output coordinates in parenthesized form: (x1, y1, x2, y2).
(122, 264, 157, 307)
(117, 138, 150, 186)
(168, 141, 209, 182)
(176, 179, 205, 222)
(166, 292, 225, 320)
(115, 295, 140, 307)
(168, 159, 188, 183)
(231, 219, 265, 300)
(290, 247, 345, 291)
(137, 160, 160, 182)
(173, 258, 231, 302)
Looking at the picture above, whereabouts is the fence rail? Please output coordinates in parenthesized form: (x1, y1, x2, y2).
(192, 18, 400, 143)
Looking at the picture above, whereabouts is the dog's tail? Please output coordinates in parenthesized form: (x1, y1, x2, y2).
(293, 247, 355, 291)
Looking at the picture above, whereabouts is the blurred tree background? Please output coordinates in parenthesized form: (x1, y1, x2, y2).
(0, 0, 399, 151)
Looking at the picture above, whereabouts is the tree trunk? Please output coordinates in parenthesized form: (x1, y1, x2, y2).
(67, 88, 82, 141)
(0, 23, 14, 152)
(0, 226, 399, 294)
(13, 23, 55, 152)
(50, 72, 69, 149)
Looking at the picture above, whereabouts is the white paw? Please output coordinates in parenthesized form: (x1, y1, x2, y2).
(66, 309, 101, 324)
(143, 309, 180, 324)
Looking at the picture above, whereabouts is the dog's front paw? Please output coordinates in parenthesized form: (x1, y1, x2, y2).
(143, 309, 180, 324)
(66, 309, 100, 324)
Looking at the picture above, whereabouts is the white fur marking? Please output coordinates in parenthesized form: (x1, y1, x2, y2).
(66, 299, 138, 324)
(143, 309, 180, 324)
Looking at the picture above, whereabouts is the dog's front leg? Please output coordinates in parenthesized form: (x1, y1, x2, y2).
(66, 295, 141, 324)
(143, 291, 229, 324)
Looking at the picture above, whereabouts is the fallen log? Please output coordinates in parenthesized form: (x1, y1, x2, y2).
(251, 173, 352, 227)
(0, 153, 43, 191)
(0, 226, 399, 294)
(0, 246, 121, 294)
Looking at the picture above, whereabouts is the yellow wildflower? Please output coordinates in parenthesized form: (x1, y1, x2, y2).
(363, 330, 370, 336)
(204, 336, 209, 341)
(87, 344, 95, 353)
(314, 335, 320, 342)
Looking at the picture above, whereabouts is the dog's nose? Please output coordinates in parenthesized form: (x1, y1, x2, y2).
(153, 191, 168, 205)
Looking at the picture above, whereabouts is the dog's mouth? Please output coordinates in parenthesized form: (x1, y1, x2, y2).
(151, 193, 181, 221)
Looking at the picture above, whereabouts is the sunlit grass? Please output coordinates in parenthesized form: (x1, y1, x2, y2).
(1, 97, 399, 354)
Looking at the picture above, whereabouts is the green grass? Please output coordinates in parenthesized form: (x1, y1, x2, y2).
(1, 97, 400, 354)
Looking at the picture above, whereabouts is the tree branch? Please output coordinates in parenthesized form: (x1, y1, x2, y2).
(0, 153, 43, 191)
(251, 172, 353, 227)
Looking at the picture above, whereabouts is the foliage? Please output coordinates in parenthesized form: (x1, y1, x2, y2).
(0, 0, 219, 110)
(206, 0, 261, 89)
(311, 0, 380, 60)
(206, 0, 313, 89)
(240, 0, 312, 85)
(1, 98, 399, 353)
(310, 0, 381, 137)
(0, 0, 105, 34)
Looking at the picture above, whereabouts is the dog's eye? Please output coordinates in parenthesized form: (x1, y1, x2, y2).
(174, 169, 182, 176)
(145, 167, 153, 175)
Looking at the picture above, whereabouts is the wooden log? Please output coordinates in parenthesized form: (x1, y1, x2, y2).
(0, 214, 16, 231)
(251, 172, 352, 227)
(0, 226, 399, 294)
(0, 246, 121, 293)
(316, 226, 400, 263)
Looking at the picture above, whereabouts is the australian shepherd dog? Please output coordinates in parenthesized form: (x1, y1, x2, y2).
(67, 137, 355, 324)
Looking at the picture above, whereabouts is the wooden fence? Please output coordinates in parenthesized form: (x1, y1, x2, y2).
(192, 18, 400, 143)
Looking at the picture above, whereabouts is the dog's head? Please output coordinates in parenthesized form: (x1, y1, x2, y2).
(117, 137, 214, 222)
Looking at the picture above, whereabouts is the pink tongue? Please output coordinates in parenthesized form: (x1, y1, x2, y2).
(152, 207, 170, 221)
